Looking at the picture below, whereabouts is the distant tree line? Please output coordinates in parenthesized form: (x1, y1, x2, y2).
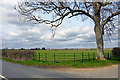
(2, 47, 46, 50)
(30, 47, 46, 50)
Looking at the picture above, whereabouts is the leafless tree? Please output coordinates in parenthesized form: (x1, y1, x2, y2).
(15, 0, 120, 59)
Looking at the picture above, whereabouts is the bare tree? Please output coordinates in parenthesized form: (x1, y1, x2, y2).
(15, 0, 120, 59)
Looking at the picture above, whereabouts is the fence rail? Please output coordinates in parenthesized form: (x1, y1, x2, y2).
(2, 50, 119, 62)
(33, 52, 115, 62)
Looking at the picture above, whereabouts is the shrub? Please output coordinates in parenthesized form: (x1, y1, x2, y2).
(2, 50, 34, 61)
(112, 47, 120, 57)
(42, 47, 46, 50)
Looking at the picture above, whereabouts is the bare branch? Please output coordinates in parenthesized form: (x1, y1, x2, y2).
(101, 2, 112, 6)
(15, 1, 120, 38)
(102, 11, 120, 27)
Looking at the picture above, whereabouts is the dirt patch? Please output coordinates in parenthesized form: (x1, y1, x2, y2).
(48, 64, 118, 72)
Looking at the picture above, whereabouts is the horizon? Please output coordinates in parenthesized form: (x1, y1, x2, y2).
(1, 47, 114, 50)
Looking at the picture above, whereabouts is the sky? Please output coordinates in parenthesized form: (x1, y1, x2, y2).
(0, 0, 119, 49)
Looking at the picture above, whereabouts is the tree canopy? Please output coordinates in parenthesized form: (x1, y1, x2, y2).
(16, 1, 120, 33)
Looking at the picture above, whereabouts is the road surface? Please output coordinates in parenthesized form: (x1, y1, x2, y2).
(1, 60, 118, 78)
(2, 60, 75, 78)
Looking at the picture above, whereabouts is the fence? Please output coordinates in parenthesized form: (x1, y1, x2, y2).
(32, 52, 116, 63)
(2, 50, 119, 62)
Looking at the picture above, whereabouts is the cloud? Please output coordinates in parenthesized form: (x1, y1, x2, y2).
(1, 0, 118, 49)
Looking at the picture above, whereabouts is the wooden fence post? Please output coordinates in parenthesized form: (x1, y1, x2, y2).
(82, 53, 83, 63)
(93, 53, 94, 61)
(108, 53, 109, 59)
(54, 53, 56, 63)
(45, 53, 47, 62)
(88, 53, 90, 61)
(39, 53, 40, 62)
(74, 53, 75, 63)
(64, 53, 65, 61)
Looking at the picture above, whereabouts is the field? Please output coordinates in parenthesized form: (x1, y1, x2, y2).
(2, 49, 119, 68)
(34, 49, 113, 62)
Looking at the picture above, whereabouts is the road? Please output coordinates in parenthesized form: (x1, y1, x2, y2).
(2, 60, 75, 78)
(1, 60, 118, 78)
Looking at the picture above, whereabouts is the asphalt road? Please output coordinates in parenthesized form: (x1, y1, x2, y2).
(1, 60, 118, 78)
(2, 60, 76, 78)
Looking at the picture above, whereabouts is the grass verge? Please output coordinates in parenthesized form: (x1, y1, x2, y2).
(1, 57, 119, 68)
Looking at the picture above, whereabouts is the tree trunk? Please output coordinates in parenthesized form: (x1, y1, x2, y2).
(94, 24, 105, 59)
(93, 2, 105, 59)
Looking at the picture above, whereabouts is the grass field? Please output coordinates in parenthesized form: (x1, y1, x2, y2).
(2, 49, 119, 68)
(34, 49, 113, 62)
(1, 57, 119, 68)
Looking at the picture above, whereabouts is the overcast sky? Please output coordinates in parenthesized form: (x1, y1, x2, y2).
(0, 0, 119, 49)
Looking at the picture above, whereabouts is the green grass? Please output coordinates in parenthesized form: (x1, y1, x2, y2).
(34, 50, 113, 62)
(2, 50, 120, 68)
(1, 49, 119, 68)
(1, 57, 119, 68)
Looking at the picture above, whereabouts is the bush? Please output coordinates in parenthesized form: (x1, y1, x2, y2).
(2, 50, 34, 61)
(42, 47, 46, 50)
(112, 47, 120, 57)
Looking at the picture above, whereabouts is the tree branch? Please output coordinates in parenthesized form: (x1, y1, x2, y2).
(31, 11, 71, 27)
(102, 11, 120, 27)
(101, 2, 112, 6)
(68, 9, 94, 20)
